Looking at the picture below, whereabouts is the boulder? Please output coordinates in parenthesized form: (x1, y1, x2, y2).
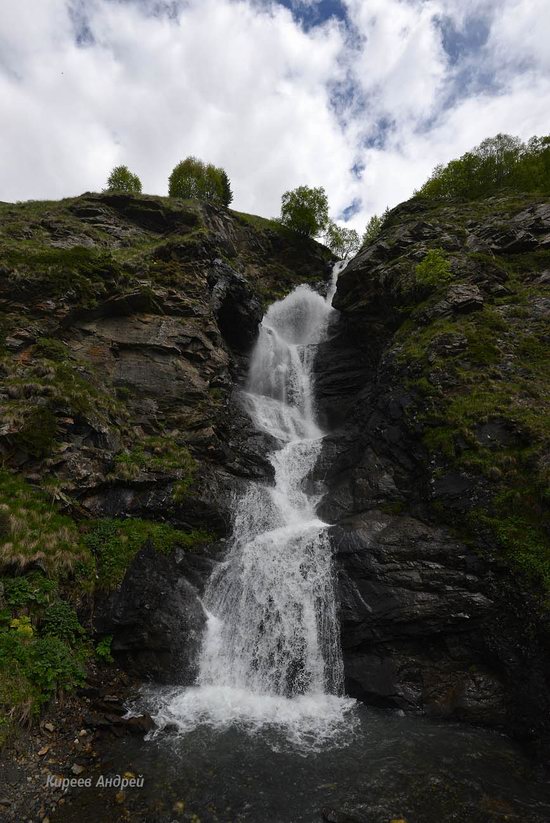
(94, 542, 206, 684)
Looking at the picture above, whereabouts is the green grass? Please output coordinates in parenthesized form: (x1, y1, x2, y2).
(230, 210, 287, 234)
(385, 223, 550, 593)
(0, 243, 125, 306)
(0, 472, 93, 577)
(0, 467, 214, 744)
(111, 436, 196, 481)
(0, 348, 127, 460)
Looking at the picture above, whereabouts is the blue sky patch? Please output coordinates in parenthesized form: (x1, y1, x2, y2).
(276, 1, 347, 29)
(339, 198, 362, 221)
(436, 14, 490, 65)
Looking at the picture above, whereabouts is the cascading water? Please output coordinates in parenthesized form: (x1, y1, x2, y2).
(53, 269, 550, 822)
(146, 265, 355, 749)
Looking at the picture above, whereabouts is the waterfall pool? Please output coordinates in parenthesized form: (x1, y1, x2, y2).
(51, 703, 550, 822)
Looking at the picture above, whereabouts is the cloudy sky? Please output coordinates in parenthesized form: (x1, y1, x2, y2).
(1, 0, 549, 230)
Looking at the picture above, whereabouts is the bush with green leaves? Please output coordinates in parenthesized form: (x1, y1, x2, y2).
(417, 133, 550, 200)
(0, 613, 88, 742)
(95, 635, 114, 663)
(324, 221, 360, 259)
(415, 248, 453, 288)
(105, 165, 142, 194)
(0, 631, 87, 696)
(41, 602, 84, 644)
(280, 185, 329, 238)
(2, 574, 57, 609)
(168, 156, 233, 206)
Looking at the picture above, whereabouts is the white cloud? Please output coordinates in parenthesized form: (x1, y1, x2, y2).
(0, 0, 549, 234)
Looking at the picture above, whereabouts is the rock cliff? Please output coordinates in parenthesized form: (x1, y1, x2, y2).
(315, 193, 550, 743)
(0, 192, 332, 735)
(1, 189, 549, 752)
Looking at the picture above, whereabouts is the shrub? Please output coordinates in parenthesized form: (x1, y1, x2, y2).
(106, 165, 142, 194)
(41, 602, 84, 644)
(2, 574, 57, 609)
(0, 630, 87, 712)
(95, 635, 114, 663)
(280, 185, 329, 237)
(414, 248, 453, 288)
(168, 157, 233, 206)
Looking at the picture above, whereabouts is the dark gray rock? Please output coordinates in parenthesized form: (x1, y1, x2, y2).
(329, 512, 523, 727)
(422, 283, 484, 322)
(208, 261, 263, 353)
(94, 542, 206, 684)
(315, 194, 550, 741)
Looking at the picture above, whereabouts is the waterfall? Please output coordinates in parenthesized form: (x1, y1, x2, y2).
(147, 265, 355, 749)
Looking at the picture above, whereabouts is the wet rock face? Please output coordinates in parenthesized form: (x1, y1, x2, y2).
(331, 513, 508, 725)
(208, 260, 263, 352)
(94, 543, 211, 684)
(316, 193, 550, 739)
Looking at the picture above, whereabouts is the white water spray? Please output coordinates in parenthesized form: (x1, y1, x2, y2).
(147, 264, 355, 748)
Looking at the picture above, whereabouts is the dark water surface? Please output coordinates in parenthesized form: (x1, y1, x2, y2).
(51, 704, 550, 823)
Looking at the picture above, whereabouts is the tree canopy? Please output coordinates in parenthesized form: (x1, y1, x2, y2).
(417, 133, 550, 201)
(279, 185, 329, 237)
(105, 165, 142, 194)
(325, 221, 360, 258)
(168, 157, 233, 206)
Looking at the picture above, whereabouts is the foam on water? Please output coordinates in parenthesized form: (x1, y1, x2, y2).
(145, 265, 355, 750)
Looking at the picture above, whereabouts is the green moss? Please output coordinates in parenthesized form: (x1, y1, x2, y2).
(394, 241, 550, 593)
(380, 501, 406, 515)
(406, 376, 438, 397)
(16, 405, 58, 458)
(84, 518, 212, 590)
(469, 502, 550, 593)
(33, 337, 70, 362)
(423, 427, 458, 459)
